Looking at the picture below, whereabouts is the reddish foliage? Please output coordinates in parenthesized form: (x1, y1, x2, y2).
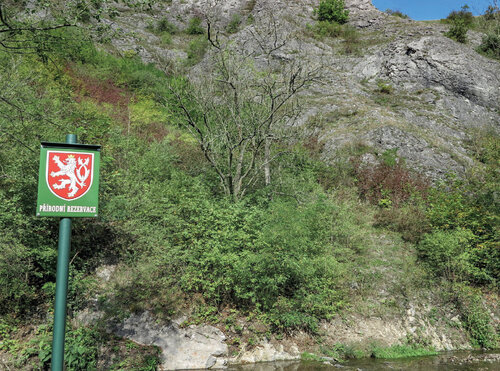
(303, 135, 324, 159)
(354, 161, 429, 207)
(134, 122, 169, 143)
(66, 65, 131, 124)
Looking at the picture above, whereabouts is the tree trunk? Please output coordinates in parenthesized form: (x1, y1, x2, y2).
(264, 137, 271, 186)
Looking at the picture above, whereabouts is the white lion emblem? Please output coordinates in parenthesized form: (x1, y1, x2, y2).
(50, 155, 90, 197)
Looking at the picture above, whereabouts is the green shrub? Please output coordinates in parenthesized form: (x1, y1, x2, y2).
(64, 326, 100, 370)
(385, 9, 410, 19)
(269, 300, 320, 334)
(315, 0, 350, 24)
(156, 17, 177, 34)
(417, 228, 477, 282)
(301, 352, 322, 361)
(186, 36, 208, 65)
(0, 234, 36, 316)
(444, 5, 474, 43)
(186, 17, 204, 35)
(376, 80, 394, 94)
(453, 284, 498, 348)
(424, 168, 499, 286)
(446, 5, 474, 27)
(106, 144, 366, 333)
(22, 324, 99, 370)
(226, 14, 242, 34)
(477, 32, 500, 59)
(446, 18, 469, 43)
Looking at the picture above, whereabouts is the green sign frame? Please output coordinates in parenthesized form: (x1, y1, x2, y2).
(36, 142, 101, 218)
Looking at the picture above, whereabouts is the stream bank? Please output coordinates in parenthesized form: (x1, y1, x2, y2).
(226, 351, 500, 371)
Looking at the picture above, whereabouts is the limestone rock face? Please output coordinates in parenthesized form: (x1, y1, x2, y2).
(111, 312, 304, 370)
(105, 0, 499, 179)
(230, 341, 300, 364)
(345, 0, 377, 12)
(362, 126, 467, 178)
(345, 0, 384, 28)
(358, 36, 500, 110)
(113, 312, 228, 370)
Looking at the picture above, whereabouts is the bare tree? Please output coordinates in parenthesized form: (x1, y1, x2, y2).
(167, 12, 322, 201)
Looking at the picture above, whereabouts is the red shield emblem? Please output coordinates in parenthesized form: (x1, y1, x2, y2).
(46, 151, 94, 201)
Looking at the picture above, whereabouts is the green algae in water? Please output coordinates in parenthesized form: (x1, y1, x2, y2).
(228, 350, 500, 371)
(370, 344, 438, 359)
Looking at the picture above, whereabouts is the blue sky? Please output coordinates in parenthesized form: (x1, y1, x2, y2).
(372, 0, 496, 20)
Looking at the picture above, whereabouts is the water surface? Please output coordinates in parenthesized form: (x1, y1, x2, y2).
(228, 350, 500, 371)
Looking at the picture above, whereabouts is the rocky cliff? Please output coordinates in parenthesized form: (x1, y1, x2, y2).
(104, 0, 498, 180)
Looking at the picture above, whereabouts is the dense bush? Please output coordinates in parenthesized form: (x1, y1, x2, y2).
(186, 17, 204, 35)
(226, 14, 242, 34)
(417, 228, 477, 282)
(353, 142, 499, 286)
(0, 51, 111, 317)
(156, 18, 178, 34)
(315, 0, 350, 24)
(354, 150, 429, 208)
(422, 173, 499, 286)
(186, 36, 208, 65)
(415, 132, 500, 287)
(444, 5, 475, 43)
(105, 143, 368, 331)
(0, 234, 36, 316)
(446, 5, 474, 27)
(477, 31, 500, 59)
(446, 19, 469, 43)
(99, 139, 377, 330)
(452, 284, 498, 348)
(0, 34, 175, 319)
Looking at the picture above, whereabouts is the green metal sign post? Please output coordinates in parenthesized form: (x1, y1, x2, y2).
(52, 216, 72, 371)
(36, 134, 101, 371)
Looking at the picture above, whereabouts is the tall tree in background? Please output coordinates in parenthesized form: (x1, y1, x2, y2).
(168, 13, 321, 201)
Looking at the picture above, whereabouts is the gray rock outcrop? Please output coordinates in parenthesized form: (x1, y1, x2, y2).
(362, 126, 467, 178)
(230, 341, 300, 364)
(345, 0, 377, 12)
(323, 302, 472, 353)
(110, 312, 304, 369)
(358, 36, 500, 110)
(113, 312, 228, 369)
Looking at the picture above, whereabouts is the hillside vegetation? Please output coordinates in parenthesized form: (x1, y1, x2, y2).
(0, 0, 499, 369)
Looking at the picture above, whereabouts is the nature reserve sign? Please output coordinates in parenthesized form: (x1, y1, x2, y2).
(37, 142, 101, 217)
